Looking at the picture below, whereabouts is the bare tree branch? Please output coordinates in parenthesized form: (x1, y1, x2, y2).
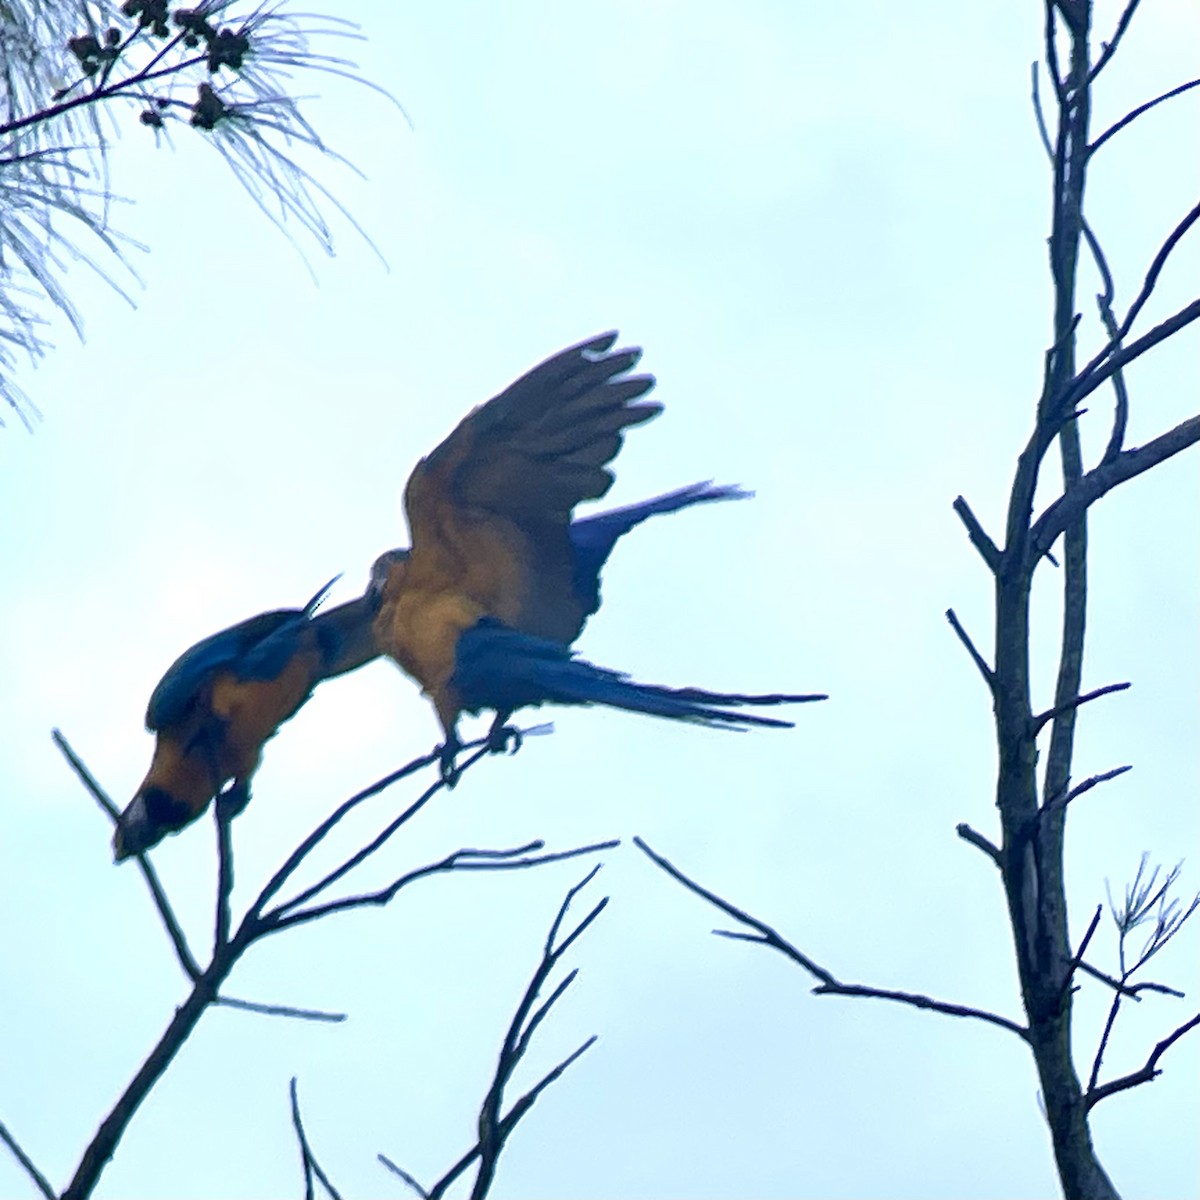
(62, 972, 218, 1200)
(250, 745, 444, 916)
(214, 996, 346, 1023)
(407, 1038, 599, 1200)
(1033, 62, 1131, 467)
(52, 718, 612, 1199)
(1116, 199, 1200, 343)
(956, 823, 1001, 866)
(1077, 961, 1183, 1001)
(53, 729, 201, 980)
(1060, 905, 1103, 1004)
(214, 799, 235, 952)
(952, 496, 1001, 571)
(1085, 1012, 1200, 1109)
(290, 1077, 344, 1200)
(1093, 278, 1130, 465)
(1061, 297, 1200, 418)
(634, 837, 1029, 1041)
(1090, 77, 1200, 156)
(945, 609, 996, 690)
(382, 871, 607, 1200)
(1042, 0, 1066, 104)
(1032, 415, 1200, 556)
(1042, 764, 1132, 814)
(0, 1117, 55, 1200)
(1087, 0, 1141, 82)
(266, 841, 618, 935)
(378, 1153, 428, 1197)
(1031, 682, 1130, 734)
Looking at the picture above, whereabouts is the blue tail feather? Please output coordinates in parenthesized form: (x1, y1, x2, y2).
(454, 621, 824, 729)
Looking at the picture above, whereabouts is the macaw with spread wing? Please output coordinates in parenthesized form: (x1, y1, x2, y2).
(113, 578, 379, 860)
(371, 331, 825, 782)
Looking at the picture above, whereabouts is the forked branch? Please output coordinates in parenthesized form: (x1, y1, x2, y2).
(0, 1117, 55, 1200)
(634, 838, 1028, 1041)
(1085, 1013, 1200, 1109)
(52, 729, 608, 1200)
(1032, 414, 1200, 556)
(380, 871, 607, 1200)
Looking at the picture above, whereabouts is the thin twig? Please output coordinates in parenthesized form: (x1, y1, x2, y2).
(267, 841, 619, 934)
(417, 1039, 598, 1200)
(1075, 216, 1130, 466)
(1085, 1012, 1200, 1109)
(1043, 0, 1066, 105)
(1031, 62, 1054, 157)
(214, 801, 235, 951)
(52, 729, 200, 980)
(1117, 199, 1200, 342)
(1042, 765, 1133, 814)
(0, 1118, 55, 1200)
(378, 1153, 428, 1198)
(1061, 906, 1103, 1003)
(945, 609, 996, 690)
(1094, 287, 1130, 465)
(952, 496, 1001, 572)
(1090, 78, 1200, 155)
(1088, 0, 1141, 82)
(634, 837, 1028, 1041)
(1089, 984, 1125, 1095)
(215, 995, 347, 1022)
(250, 746, 443, 917)
(1031, 682, 1130, 734)
(1078, 961, 1183, 1000)
(290, 1078, 344, 1200)
(956, 823, 1001, 866)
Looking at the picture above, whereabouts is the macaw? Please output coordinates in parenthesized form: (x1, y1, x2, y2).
(371, 331, 825, 781)
(113, 578, 380, 860)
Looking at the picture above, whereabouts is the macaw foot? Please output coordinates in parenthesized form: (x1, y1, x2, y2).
(216, 779, 252, 820)
(485, 716, 522, 758)
(439, 734, 462, 789)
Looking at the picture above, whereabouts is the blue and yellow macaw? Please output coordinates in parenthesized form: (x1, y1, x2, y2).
(371, 331, 825, 781)
(113, 579, 379, 860)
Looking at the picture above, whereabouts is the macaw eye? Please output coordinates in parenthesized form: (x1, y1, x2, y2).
(370, 549, 410, 591)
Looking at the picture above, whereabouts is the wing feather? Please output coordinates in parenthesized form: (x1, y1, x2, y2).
(399, 332, 661, 641)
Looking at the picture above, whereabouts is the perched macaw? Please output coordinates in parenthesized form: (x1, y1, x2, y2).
(113, 578, 379, 860)
(371, 331, 825, 781)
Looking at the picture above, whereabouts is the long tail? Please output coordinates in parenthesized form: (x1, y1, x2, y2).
(454, 621, 825, 728)
(569, 482, 750, 614)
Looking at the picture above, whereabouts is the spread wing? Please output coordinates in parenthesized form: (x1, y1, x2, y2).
(401, 331, 660, 642)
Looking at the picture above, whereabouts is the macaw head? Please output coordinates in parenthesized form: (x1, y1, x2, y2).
(369, 548, 411, 600)
(113, 723, 225, 861)
(113, 783, 198, 861)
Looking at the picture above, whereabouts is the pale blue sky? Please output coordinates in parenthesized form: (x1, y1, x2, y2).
(1, 2, 1197, 1197)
